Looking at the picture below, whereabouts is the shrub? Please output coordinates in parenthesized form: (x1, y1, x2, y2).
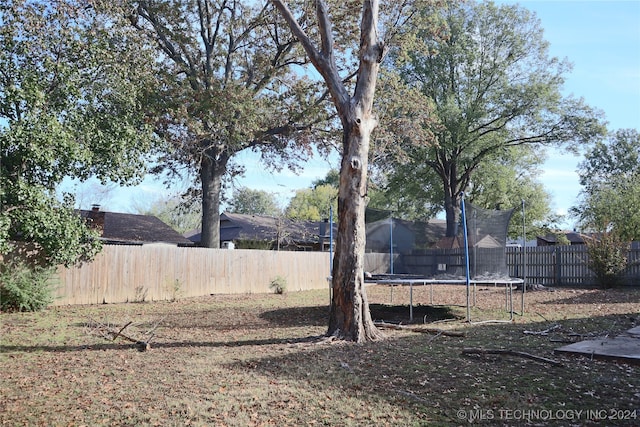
(585, 231, 630, 288)
(0, 260, 57, 312)
(269, 275, 287, 294)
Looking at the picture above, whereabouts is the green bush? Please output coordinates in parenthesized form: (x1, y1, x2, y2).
(0, 260, 57, 312)
(269, 275, 287, 295)
(585, 231, 630, 288)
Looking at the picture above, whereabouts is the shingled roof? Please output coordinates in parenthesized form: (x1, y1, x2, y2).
(536, 231, 591, 246)
(80, 207, 193, 246)
(184, 212, 331, 249)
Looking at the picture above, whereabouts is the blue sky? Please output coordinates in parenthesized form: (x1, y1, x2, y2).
(517, 0, 640, 228)
(63, 1, 640, 229)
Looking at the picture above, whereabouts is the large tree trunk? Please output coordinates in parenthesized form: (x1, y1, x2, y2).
(271, 0, 384, 341)
(441, 163, 462, 237)
(199, 156, 224, 248)
(328, 119, 383, 342)
(324, 0, 385, 342)
(443, 188, 460, 237)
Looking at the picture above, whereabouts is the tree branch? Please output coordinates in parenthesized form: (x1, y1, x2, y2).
(353, 0, 384, 112)
(462, 348, 563, 367)
(270, 0, 349, 115)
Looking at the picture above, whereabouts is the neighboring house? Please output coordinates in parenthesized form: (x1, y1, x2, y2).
(536, 231, 591, 246)
(185, 212, 333, 251)
(80, 205, 193, 246)
(185, 213, 450, 252)
(365, 217, 447, 253)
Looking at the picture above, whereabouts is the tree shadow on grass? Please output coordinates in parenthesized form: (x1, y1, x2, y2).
(259, 303, 459, 327)
(259, 305, 329, 327)
(369, 303, 460, 324)
(219, 313, 640, 424)
(2, 305, 457, 355)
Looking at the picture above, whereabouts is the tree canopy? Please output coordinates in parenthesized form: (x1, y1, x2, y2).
(111, 0, 333, 248)
(375, 0, 605, 237)
(0, 0, 156, 266)
(136, 195, 202, 234)
(285, 184, 337, 221)
(574, 129, 640, 241)
(462, 146, 557, 238)
(227, 187, 282, 217)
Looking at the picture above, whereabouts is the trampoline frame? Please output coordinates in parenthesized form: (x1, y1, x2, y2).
(377, 277, 523, 323)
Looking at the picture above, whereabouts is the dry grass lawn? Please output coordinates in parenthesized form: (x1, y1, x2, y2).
(1, 284, 639, 426)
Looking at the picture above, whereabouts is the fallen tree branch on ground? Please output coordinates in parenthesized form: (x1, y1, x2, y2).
(87, 318, 156, 351)
(523, 324, 562, 335)
(375, 321, 465, 337)
(462, 347, 563, 367)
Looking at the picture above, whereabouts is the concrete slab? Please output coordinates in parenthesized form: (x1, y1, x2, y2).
(555, 327, 640, 364)
(625, 326, 640, 337)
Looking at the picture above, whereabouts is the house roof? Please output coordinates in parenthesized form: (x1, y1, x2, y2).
(185, 212, 331, 246)
(537, 231, 591, 245)
(80, 208, 193, 246)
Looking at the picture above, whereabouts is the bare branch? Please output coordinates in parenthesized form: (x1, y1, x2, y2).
(462, 347, 564, 367)
(270, 0, 349, 114)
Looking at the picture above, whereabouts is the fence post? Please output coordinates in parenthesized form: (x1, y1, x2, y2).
(555, 246, 562, 286)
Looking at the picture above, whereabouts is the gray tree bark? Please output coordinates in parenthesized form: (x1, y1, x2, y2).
(199, 156, 225, 248)
(272, 0, 384, 341)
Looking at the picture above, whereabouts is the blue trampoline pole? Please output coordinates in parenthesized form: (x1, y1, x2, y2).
(460, 193, 471, 322)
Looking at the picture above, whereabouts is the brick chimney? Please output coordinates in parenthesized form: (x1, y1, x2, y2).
(86, 204, 105, 234)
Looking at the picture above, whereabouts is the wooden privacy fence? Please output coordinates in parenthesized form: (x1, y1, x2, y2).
(507, 245, 640, 287)
(54, 245, 331, 305)
(53, 243, 639, 306)
(365, 245, 640, 287)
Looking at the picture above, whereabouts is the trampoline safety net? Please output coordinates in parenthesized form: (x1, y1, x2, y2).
(364, 205, 515, 280)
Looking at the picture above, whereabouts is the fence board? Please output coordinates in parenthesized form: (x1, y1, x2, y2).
(626, 248, 640, 284)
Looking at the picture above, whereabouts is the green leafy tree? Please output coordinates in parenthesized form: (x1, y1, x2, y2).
(368, 144, 557, 239)
(377, 1, 605, 237)
(116, 0, 331, 248)
(574, 129, 640, 241)
(227, 187, 282, 217)
(1, 0, 156, 268)
(285, 184, 337, 221)
(0, 258, 57, 312)
(136, 195, 202, 234)
(312, 169, 340, 188)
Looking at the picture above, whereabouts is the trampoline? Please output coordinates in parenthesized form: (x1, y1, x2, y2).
(367, 194, 526, 324)
(376, 277, 523, 323)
